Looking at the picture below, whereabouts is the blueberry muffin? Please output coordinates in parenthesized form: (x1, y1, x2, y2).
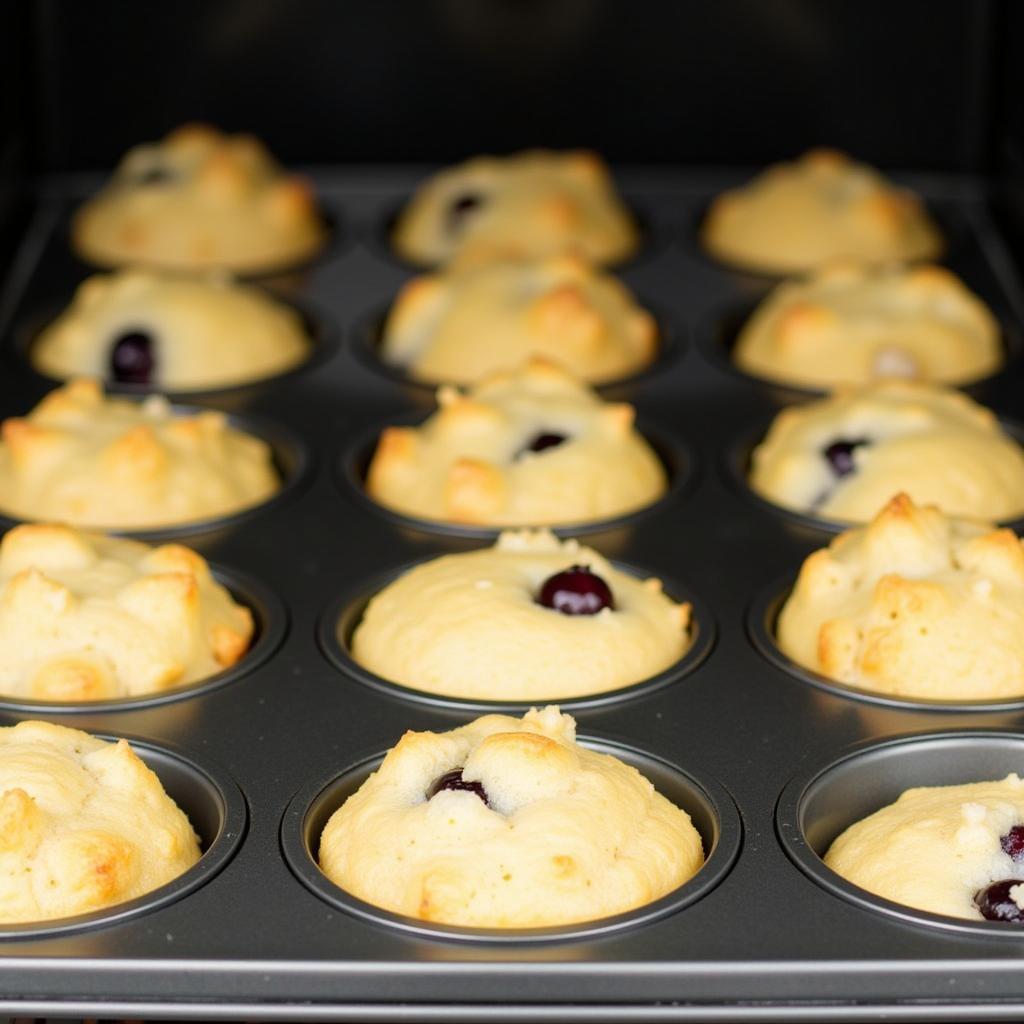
(702, 148, 942, 275)
(749, 381, 1024, 523)
(0, 523, 253, 701)
(380, 255, 657, 385)
(72, 123, 325, 273)
(319, 706, 703, 927)
(366, 360, 666, 527)
(778, 494, 1024, 700)
(734, 263, 1000, 389)
(351, 530, 690, 701)
(392, 150, 639, 266)
(0, 720, 200, 923)
(0, 379, 280, 530)
(825, 773, 1024, 923)
(33, 270, 310, 391)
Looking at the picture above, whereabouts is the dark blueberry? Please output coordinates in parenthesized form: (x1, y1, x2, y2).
(109, 329, 156, 385)
(975, 879, 1024, 923)
(1001, 826, 1024, 861)
(537, 564, 615, 616)
(136, 166, 174, 186)
(426, 768, 489, 806)
(446, 193, 483, 233)
(823, 438, 870, 478)
(518, 432, 567, 457)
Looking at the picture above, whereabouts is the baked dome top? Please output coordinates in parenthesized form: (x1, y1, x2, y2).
(0, 379, 280, 530)
(351, 529, 690, 701)
(702, 148, 942, 275)
(778, 493, 1024, 700)
(366, 360, 666, 527)
(0, 522, 253, 701)
(749, 380, 1024, 524)
(0, 720, 199, 923)
(319, 706, 703, 927)
(72, 123, 325, 273)
(392, 150, 638, 266)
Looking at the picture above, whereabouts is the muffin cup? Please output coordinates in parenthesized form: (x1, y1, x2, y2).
(336, 413, 693, 540)
(282, 734, 740, 944)
(724, 415, 1024, 536)
(777, 730, 1024, 937)
(67, 205, 342, 285)
(689, 196, 963, 280)
(0, 732, 246, 940)
(0, 405, 313, 542)
(348, 298, 682, 397)
(318, 557, 714, 712)
(15, 293, 340, 401)
(748, 574, 1024, 713)
(369, 197, 660, 274)
(696, 299, 1021, 399)
(0, 564, 287, 714)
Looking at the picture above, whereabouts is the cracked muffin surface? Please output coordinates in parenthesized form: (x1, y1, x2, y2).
(778, 494, 1024, 700)
(392, 150, 638, 266)
(0, 720, 200, 923)
(0, 378, 280, 530)
(72, 123, 325, 273)
(749, 380, 1024, 524)
(734, 263, 1000, 389)
(380, 255, 656, 385)
(0, 523, 253, 701)
(319, 706, 702, 927)
(366, 360, 666, 527)
(702, 148, 941, 275)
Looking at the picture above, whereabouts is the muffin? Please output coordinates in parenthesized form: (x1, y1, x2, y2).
(392, 150, 639, 266)
(33, 270, 310, 391)
(0, 720, 200, 923)
(734, 263, 1000, 389)
(0, 523, 253, 701)
(72, 123, 325, 273)
(380, 255, 657, 385)
(366, 361, 667, 528)
(702, 148, 942, 275)
(351, 529, 690, 701)
(319, 706, 703, 927)
(825, 773, 1024, 922)
(749, 380, 1024, 523)
(778, 494, 1024, 701)
(0, 378, 280, 530)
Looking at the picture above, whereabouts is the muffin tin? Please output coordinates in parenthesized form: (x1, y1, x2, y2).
(0, 167, 1023, 1020)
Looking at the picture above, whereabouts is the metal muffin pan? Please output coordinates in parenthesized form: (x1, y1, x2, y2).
(0, 169, 1022, 1020)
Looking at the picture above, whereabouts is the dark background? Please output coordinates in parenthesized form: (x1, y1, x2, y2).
(4, 0, 1011, 171)
(1, 0, 1022, 258)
